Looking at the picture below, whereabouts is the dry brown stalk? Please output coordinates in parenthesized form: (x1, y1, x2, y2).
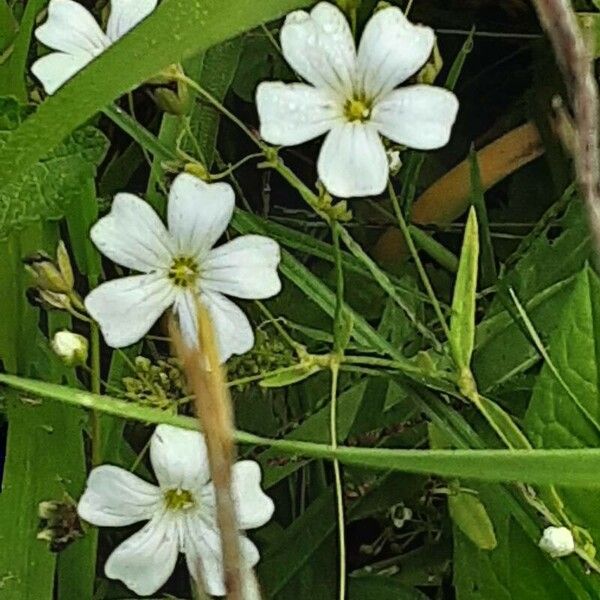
(169, 303, 243, 600)
(531, 0, 600, 258)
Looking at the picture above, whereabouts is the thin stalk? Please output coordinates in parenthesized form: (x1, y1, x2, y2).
(331, 225, 347, 600)
(388, 181, 451, 341)
(330, 361, 346, 600)
(90, 323, 102, 466)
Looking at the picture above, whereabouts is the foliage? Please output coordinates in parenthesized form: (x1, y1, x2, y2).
(1, 0, 600, 599)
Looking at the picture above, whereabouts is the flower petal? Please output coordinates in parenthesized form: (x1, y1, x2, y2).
(317, 122, 388, 198)
(106, 0, 158, 41)
(203, 235, 281, 300)
(357, 6, 434, 100)
(173, 289, 199, 348)
(84, 273, 175, 348)
(77, 465, 161, 527)
(256, 82, 340, 146)
(104, 514, 179, 596)
(372, 85, 459, 150)
(31, 52, 92, 95)
(35, 0, 109, 56)
(232, 461, 275, 530)
(91, 193, 174, 272)
(150, 424, 211, 491)
(201, 291, 254, 363)
(168, 173, 235, 258)
(183, 518, 260, 597)
(280, 2, 356, 96)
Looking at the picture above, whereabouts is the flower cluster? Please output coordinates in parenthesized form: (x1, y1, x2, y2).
(78, 425, 274, 596)
(30, 0, 464, 596)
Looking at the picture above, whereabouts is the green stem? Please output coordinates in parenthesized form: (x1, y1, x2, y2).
(90, 323, 102, 466)
(388, 181, 451, 341)
(330, 361, 346, 600)
(331, 224, 347, 600)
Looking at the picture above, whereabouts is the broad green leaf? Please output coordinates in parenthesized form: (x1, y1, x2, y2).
(348, 576, 429, 600)
(0, 97, 108, 238)
(0, 0, 317, 192)
(454, 484, 576, 600)
(0, 398, 87, 600)
(450, 207, 479, 370)
(474, 197, 590, 390)
(525, 267, 600, 546)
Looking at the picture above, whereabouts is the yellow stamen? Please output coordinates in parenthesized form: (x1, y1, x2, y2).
(345, 98, 371, 122)
(164, 488, 195, 511)
(168, 256, 199, 288)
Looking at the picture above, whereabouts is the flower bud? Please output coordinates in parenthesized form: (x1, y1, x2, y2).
(387, 149, 402, 175)
(539, 526, 575, 558)
(51, 330, 88, 367)
(25, 240, 75, 294)
(417, 42, 443, 85)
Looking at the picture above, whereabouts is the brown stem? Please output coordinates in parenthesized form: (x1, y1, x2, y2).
(169, 304, 242, 600)
(531, 0, 600, 260)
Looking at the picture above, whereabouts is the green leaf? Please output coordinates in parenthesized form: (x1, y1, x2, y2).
(469, 148, 496, 287)
(0, 399, 87, 600)
(0, 97, 108, 238)
(450, 207, 479, 369)
(474, 197, 590, 391)
(187, 37, 243, 168)
(525, 267, 600, 545)
(0, 0, 317, 192)
(348, 576, 430, 600)
(449, 491, 497, 550)
(454, 484, 577, 600)
(11, 375, 600, 488)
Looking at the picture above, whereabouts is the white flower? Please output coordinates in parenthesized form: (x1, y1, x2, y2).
(84, 173, 281, 362)
(51, 330, 89, 366)
(539, 526, 575, 558)
(77, 424, 275, 596)
(32, 0, 158, 94)
(256, 2, 459, 198)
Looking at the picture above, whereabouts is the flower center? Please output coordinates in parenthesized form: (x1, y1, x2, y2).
(164, 488, 195, 511)
(344, 97, 371, 122)
(168, 256, 199, 288)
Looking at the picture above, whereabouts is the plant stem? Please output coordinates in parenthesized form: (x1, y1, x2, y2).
(330, 361, 346, 600)
(331, 225, 347, 600)
(90, 323, 102, 466)
(388, 181, 451, 341)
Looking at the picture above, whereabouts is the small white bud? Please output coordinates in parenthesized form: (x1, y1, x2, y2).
(51, 330, 88, 367)
(539, 526, 575, 558)
(387, 149, 402, 176)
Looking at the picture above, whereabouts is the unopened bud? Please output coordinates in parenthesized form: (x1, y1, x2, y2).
(25, 241, 75, 294)
(417, 42, 443, 85)
(539, 526, 575, 558)
(51, 330, 88, 367)
(387, 149, 402, 175)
